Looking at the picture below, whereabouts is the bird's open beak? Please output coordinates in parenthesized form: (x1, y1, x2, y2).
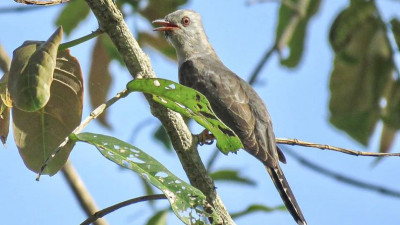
(152, 19, 179, 31)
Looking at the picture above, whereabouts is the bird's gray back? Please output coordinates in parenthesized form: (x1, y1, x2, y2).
(179, 57, 279, 167)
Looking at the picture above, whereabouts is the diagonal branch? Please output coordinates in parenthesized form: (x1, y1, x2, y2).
(283, 148, 400, 198)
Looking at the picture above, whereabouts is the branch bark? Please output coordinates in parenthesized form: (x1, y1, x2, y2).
(84, 0, 234, 224)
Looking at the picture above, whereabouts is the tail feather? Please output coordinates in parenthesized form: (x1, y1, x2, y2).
(266, 165, 307, 225)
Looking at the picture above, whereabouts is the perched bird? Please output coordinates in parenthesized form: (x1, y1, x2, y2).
(153, 10, 307, 225)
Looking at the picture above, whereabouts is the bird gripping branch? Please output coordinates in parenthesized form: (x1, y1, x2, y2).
(153, 10, 307, 225)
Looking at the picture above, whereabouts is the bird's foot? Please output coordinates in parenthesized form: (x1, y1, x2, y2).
(198, 129, 215, 146)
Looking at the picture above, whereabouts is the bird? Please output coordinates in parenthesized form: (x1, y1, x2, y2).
(153, 9, 307, 225)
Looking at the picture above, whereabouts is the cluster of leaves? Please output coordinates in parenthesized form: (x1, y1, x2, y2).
(0, 27, 83, 175)
(271, 0, 400, 154)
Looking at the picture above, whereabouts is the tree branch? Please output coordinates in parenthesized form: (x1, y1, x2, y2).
(83, 0, 234, 224)
(277, 138, 400, 157)
(80, 194, 167, 225)
(61, 160, 109, 225)
(283, 147, 400, 198)
(13, 0, 70, 6)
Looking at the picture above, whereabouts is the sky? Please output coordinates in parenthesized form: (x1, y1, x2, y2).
(0, 1, 400, 225)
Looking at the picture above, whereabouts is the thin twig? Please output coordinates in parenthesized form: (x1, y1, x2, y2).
(36, 88, 130, 180)
(282, 147, 400, 198)
(59, 29, 103, 51)
(61, 160, 109, 225)
(277, 138, 400, 157)
(14, 0, 70, 5)
(249, 0, 311, 83)
(80, 194, 167, 225)
(248, 45, 276, 85)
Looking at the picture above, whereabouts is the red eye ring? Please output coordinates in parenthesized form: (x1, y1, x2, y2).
(181, 16, 190, 26)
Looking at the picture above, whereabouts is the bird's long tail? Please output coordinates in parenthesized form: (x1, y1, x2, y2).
(266, 165, 307, 225)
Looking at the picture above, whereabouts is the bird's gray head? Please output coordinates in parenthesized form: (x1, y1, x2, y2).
(153, 10, 217, 65)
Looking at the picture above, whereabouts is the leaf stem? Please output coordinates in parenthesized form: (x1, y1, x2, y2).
(36, 88, 130, 180)
(59, 29, 103, 51)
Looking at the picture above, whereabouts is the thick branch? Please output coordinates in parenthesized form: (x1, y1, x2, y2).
(62, 160, 108, 225)
(84, 0, 234, 224)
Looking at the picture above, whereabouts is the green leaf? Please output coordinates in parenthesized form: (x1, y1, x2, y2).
(154, 125, 173, 151)
(12, 49, 83, 175)
(382, 80, 400, 129)
(89, 36, 112, 128)
(390, 18, 400, 51)
(275, 0, 321, 67)
(231, 204, 285, 219)
(55, 0, 90, 36)
(8, 27, 63, 112)
(126, 78, 244, 154)
(72, 132, 218, 225)
(328, 1, 393, 145)
(146, 210, 168, 225)
(210, 169, 256, 186)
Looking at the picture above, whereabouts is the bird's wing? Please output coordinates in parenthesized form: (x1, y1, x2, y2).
(179, 58, 279, 166)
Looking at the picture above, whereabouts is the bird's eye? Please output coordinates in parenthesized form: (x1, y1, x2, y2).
(181, 16, 190, 26)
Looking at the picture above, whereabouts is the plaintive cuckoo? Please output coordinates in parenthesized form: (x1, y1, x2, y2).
(153, 10, 307, 225)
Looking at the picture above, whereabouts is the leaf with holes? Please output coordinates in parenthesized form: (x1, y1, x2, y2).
(8, 27, 62, 112)
(12, 49, 83, 175)
(71, 132, 217, 225)
(126, 78, 243, 154)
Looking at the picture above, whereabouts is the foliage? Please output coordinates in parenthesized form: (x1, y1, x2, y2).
(71, 132, 218, 225)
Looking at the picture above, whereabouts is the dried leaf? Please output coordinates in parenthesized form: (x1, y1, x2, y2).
(12, 49, 83, 175)
(89, 36, 112, 128)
